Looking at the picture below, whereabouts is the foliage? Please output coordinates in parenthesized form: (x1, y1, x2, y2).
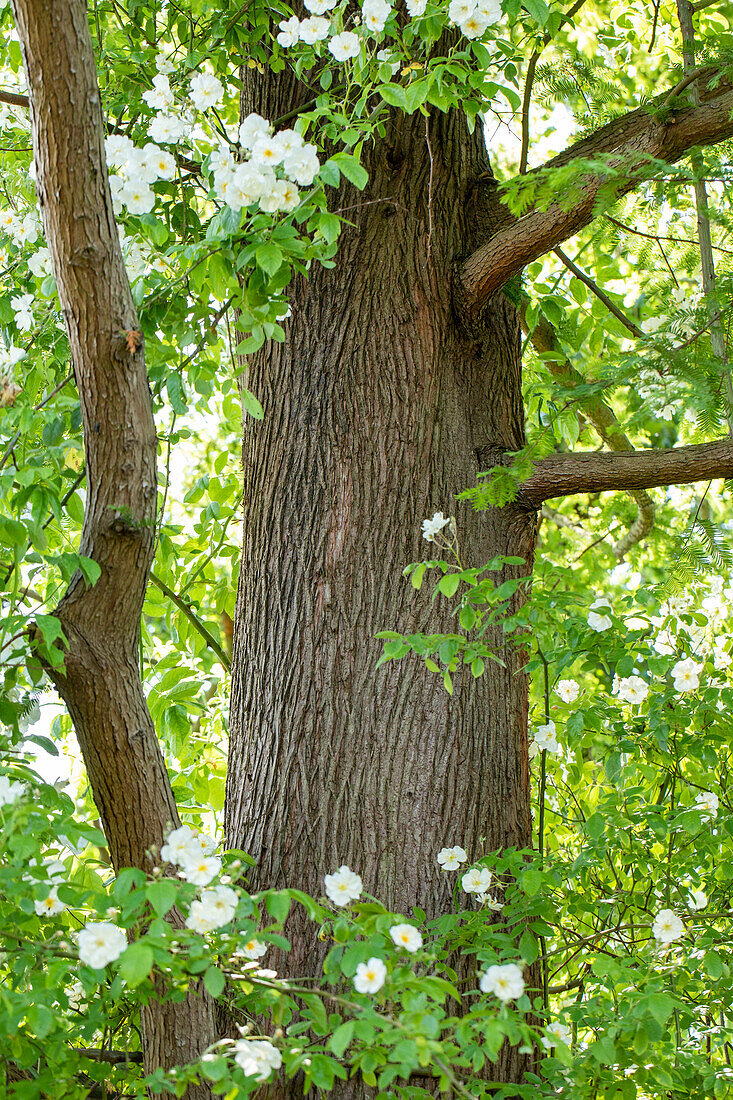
(2, 0, 733, 1096)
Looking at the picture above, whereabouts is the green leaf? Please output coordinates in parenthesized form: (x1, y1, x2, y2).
(0, 516, 27, 547)
(204, 965, 226, 997)
(256, 243, 283, 277)
(411, 562, 427, 589)
(265, 890, 291, 923)
(329, 1021, 355, 1057)
(379, 83, 409, 110)
(146, 879, 179, 917)
(437, 574, 460, 598)
(118, 942, 154, 988)
(241, 388, 264, 420)
(331, 153, 368, 190)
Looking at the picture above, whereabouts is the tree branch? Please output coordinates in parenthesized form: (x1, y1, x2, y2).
(0, 88, 29, 107)
(552, 246, 645, 337)
(517, 437, 733, 507)
(149, 571, 231, 671)
(459, 67, 733, 313)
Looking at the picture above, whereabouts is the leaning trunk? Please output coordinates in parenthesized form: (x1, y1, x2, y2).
(226, 90, 539, 1092)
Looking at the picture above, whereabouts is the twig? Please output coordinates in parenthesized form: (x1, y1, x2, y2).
(148, 571, 231, 670)
(0, 371, 73, 471)
(553, 246, 645, 338)
(75, 1049, 143, 1065)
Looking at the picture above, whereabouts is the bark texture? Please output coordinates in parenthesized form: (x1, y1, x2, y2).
(12, 1, 215, 1091)
(227, 76, 539, 1093)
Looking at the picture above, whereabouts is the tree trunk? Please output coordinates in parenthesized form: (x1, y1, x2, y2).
(11, 2, 216, 1092)
(226, 93, 539, 1092)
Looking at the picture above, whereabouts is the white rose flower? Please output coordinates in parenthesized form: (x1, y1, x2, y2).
(34, 887, 66, 917)
(299, 15, 330, 42)
(277, 15, 301, 46)
(362, 0, 392, 33)
(652, 908, 684, 944)
(389, 923, 423, 952)
(713, 643, 731, 670)
(421, 511, 451, 541)
(479, 962, 524, 1002)
(437, 845, 467, 870)
(142, 73, 174, 111)
(324, 864, 363, 905)
(555, 679, 579, 703)
(353, 956, 387, 993)
(541, 1021, 572, 1049)
(689, 889, 708, 910)
(78, 922, 128, 968)
(284, 145, 320, 186)
(11, 293, 34, 331)
(120, 182, 155, 215)
(198, 885, 239, 928)
(671, 656, 702, 692)
(462, 866, 492, 894)
(328, 31, 361, 59)
(148, 113, 188, 143)
(189, 72, 224, 110)
(305, 0, 339, 11)
(161, 825, 203, 866)
(241, 937, 268, 959)
(182, 854, 222, 886)
(406, 0, 427, 14)
(186, 899, 217, 934)
(0, 774, 25, 806)
(695, 790, 718, 818)
(588, 598, 613, 632)
(614, 675, 649, 705)
(459, 11, 490, 37)
(239, 113, 272, 150)
(448, 0, 475, 20)
(475, 0, 502, 17)
(28, 246, 52, 278)
(233, 1038, 282, 1081)
(534, 720, 560, 754)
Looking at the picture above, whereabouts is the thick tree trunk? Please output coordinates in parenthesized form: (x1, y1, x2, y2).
(226, 89, 539, 1092)
(12, 3, 215, 1093)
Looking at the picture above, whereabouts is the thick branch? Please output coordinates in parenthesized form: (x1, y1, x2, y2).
(518, 437, 733, 507)
(460, 67, 733, 312)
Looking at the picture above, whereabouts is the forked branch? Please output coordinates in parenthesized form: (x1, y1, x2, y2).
(460, 67, 733, 313)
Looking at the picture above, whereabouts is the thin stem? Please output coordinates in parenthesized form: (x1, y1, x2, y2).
(148, 571, 231, 670)
(553, 246, 644, 337)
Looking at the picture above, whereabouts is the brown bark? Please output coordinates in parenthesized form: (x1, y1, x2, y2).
(460, 68, 733, 311)
(227, 78, 539, 1092)
(518, 436, 733, 506)
(11, 1, 215, 1092)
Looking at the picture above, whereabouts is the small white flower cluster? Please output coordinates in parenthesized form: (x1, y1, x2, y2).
(447, 0, 502, 39)
(208, 114, 317, 214)
(186, 885, 240, 933)
(671, 656, 702, 693)
(10, 293, 34, 331)
(233, 1037, 282, 1081)
(0, 209, 40, 247)
(541, 1020, 572, 1049)
(78, 921, 128, 969)
(479, 962, 524, 1002)
(160, 823, 222, 885)
(105, 134, 176, 216)
(695, 790, 718, 819)
(33, 856, 68, 917)
(437, 844, 501, 908)
(354, 956, 387, 993)
(612, 674, 649, 705)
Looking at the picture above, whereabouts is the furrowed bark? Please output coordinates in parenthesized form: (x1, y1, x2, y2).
(517, 437, 733, 506)
(12, 0, 215, 1091)
(460, 67, 733, 312)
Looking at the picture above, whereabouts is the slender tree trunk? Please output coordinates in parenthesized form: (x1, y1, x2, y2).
(226, 91, 539, 1092)
(12, 3, 215, 1093)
